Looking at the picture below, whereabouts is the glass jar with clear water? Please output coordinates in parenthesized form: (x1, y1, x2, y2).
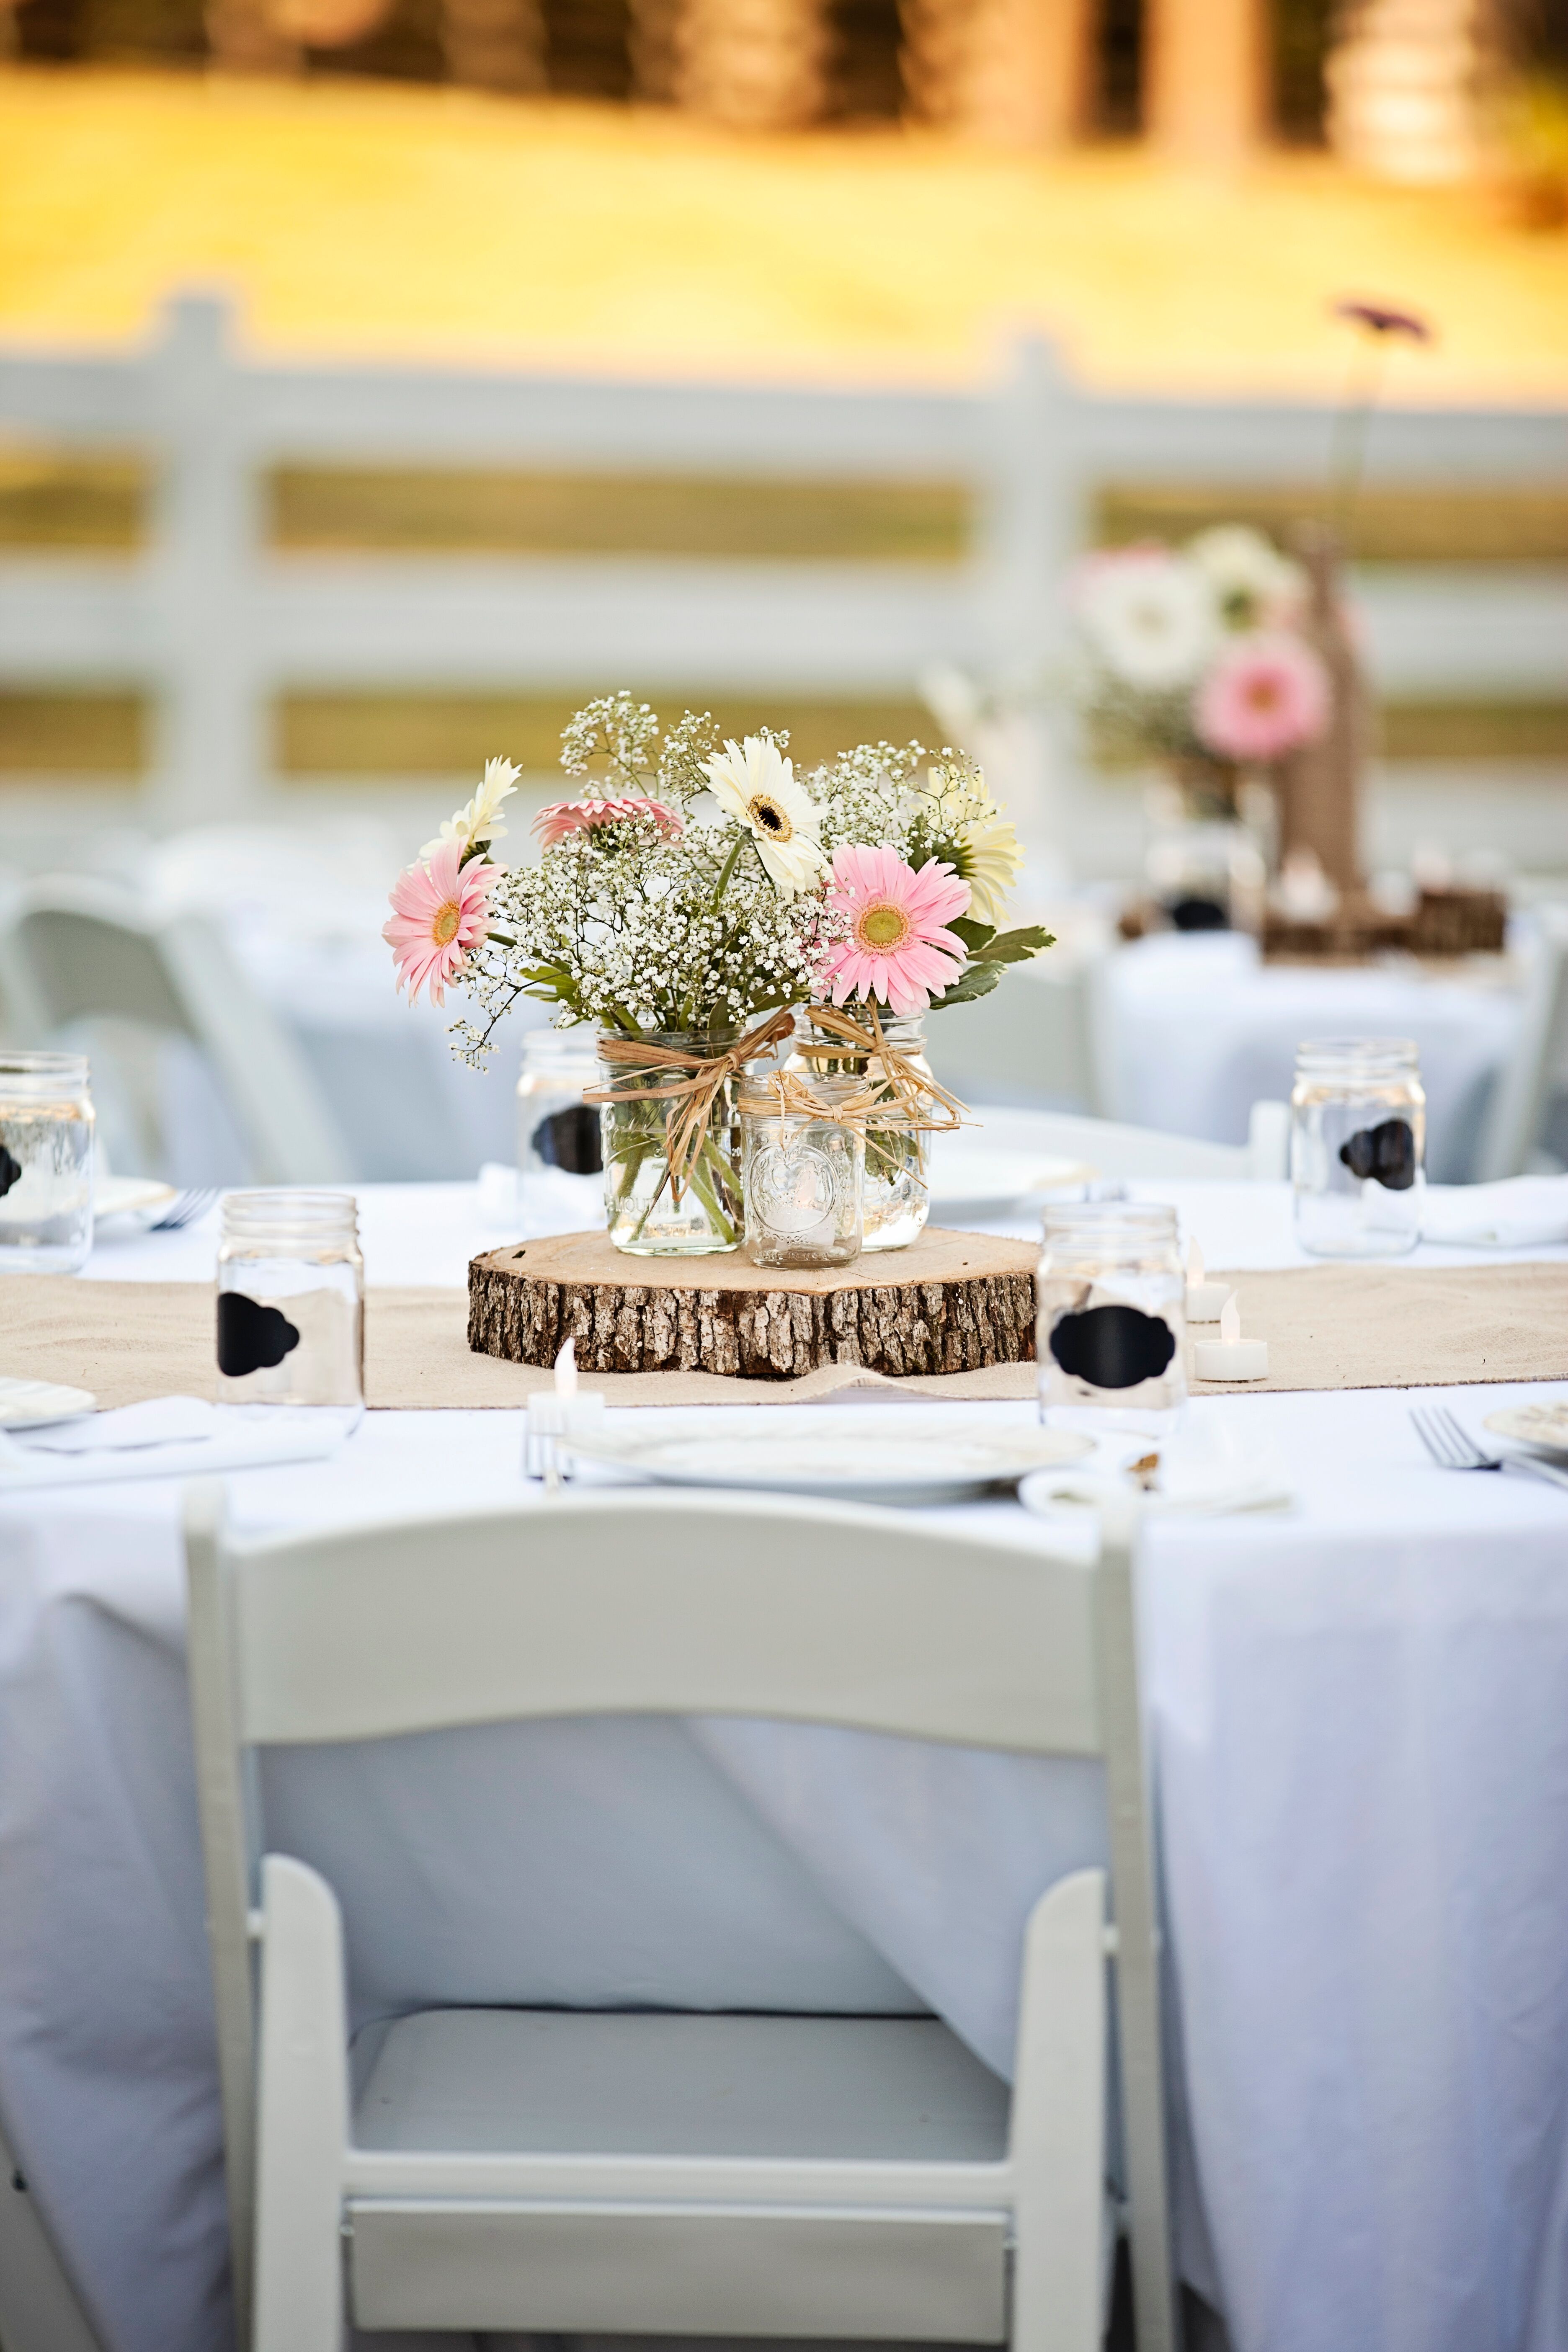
(1291, 1038, 1424, 1259)
(517, 1030, 603, 1177)
(739, 1082, 864, 1269)
(0, 1052, 95, 1274)
(217, 1191, 364, 1406)
(786, 1011, 931, 1253)
(1037, 1202, 1186, 1436)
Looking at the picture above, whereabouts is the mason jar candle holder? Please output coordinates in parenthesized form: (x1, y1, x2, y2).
(739, 1083, 864, 1269)
(1291, 1037, 1425, 1259)
(0, 1052, 95, 1275)
(217, 1190, 364, 1408)
(1038, 1202, 1186, 1437)
(787, 1011, 931, 1252)
(518, 1029, 603, 1177)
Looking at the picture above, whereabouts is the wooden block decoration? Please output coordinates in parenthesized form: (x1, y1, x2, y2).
(469, 1227, 1039, 1380)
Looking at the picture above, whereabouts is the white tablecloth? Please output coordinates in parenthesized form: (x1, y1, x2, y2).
(1102, 933, 1523, 1182)
(5, 1179, 1568, 2352)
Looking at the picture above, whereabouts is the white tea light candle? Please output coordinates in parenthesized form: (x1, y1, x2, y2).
(1194, 1295, 1269, 1382)
(1185, 1238, 1233, 1324)
(524, 1336, 605, 1478)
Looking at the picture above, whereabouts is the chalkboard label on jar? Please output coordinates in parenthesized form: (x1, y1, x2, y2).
(1339, 1117, 1416, 1191)
(217, 1292, 301, 1378)
(531, 1104, 603, 1175)
(1050, 1303, 1177, 1391)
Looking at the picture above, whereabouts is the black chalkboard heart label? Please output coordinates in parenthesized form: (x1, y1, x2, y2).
(0, 1142, 20, 1199)
(217, 1292, 301, 1377)
(531, 1103, 603, 1175)
(1050, 1303, 1177, 1390)
(1339, 1117, 1416, 1191)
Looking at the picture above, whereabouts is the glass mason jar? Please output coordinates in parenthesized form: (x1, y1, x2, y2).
(1291, 1038, 1425, 1259)
(598, 1029, 745, 1256)
(739, 1082, 864, 1269)
(787, 1011, 931, 1253)
(217, 1191, 364, 1406)
(518, 1030, 603, 1177)
(1037, 1202, 1186, 1436)
(0, 1052, 95, 1274)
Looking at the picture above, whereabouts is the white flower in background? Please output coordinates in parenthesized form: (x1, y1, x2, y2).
(420, 756, 521, 862)
(702, 735, 826, 897)
(953, 802, 1023, 928)
(1187, 526, 1305, 633)
(1076, 549, 1216, 690)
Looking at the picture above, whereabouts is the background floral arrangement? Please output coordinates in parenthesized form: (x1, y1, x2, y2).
(1071, 524, 1331, 778)
(384, 689, 1053, 1060)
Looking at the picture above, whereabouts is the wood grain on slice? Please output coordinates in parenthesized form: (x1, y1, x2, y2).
(467, 1227, 1039, 1379)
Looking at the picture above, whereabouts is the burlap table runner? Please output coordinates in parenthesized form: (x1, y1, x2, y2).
(3, 1262, 1566, 1409)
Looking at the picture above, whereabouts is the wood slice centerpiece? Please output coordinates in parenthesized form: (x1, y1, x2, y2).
(468, 1228, 1038, 1380)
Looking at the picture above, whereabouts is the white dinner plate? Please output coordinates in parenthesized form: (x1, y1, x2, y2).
(926, 1149, 1096, 1222)
(0, 1375, 97, 1428)
(95, 1177, 177, 1226)
(562, 1411, 1093, 1505)
(1484, 1402, 1568, 1461)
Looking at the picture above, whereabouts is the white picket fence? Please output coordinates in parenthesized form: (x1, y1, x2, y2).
(0, 289, 1564, 821)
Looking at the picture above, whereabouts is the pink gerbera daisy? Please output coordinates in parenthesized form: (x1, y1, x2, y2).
(383, 838, 495, 1006)
(1195, 634, 1331, 764)
(533, 795, 683, 848)
(818, 843, 971, 1016)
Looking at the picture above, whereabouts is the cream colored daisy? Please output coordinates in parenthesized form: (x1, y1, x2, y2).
(952, 803, 1023, 928)
(702, 736, 826, 898)
(421, 756, 521, 862)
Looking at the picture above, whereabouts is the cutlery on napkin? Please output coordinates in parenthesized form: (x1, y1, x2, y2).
(0, 1396, 351, 1488)
(1421, 1177, 1568, 1251)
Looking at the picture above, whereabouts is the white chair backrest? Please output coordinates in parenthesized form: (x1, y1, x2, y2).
(0, 878, 355, 1184)
(1473, 905, 1568, 1181)
(923, 954, 1109, 1116)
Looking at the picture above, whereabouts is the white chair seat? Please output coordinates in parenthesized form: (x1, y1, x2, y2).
(352, 2007, 1011, 2164)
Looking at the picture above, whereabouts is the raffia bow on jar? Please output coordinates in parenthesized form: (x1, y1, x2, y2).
(585, 1006, 799, 1215)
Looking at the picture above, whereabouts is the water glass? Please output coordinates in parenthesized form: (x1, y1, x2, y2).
(217, 1191, 364, 1406)
(740, 1088, 863, 1268)
(1291, 1038, 1424, 1258)
(518, 1030, 603, 1176)
(0, 1052, 95, 1274)
(1038, 1202, 1186, 1436)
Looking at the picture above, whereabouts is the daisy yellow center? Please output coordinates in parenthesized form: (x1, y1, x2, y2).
(857, 901, 910, 952)
(748, 793, 793, 843)
(432, 902, 462, 946)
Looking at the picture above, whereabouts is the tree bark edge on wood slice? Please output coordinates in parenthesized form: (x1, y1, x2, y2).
(468, 1227, 1038, 1380)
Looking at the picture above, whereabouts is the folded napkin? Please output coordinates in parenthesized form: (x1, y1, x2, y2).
(1021, 1424, 1293, 1519)
(1421, 1176, 1568, 1251)
(0, 1395, 351, 1489)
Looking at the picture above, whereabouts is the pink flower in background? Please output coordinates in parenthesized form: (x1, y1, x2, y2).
(533, 796, 683, 848)
(1195, 634, 1331, 763)
(384, 839, 495, 1006)
(818, 844, 970, 1016)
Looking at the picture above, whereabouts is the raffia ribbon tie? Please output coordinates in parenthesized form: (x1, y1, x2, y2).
(585, 1006, 799, 1201)
(794, 1003, 969, 1135)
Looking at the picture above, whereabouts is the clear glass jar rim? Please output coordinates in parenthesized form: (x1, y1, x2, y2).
(1295, 1036, 1420, 1068)
(222, 1188, 358, 1234)
(0, 1052, 90, 1081)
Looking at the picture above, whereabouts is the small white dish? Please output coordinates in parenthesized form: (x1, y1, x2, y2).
(562, 1410, 1092, 1506)
(95, 1177, 177, 1227)
(927, 1148, 1096, 1222)
(0, 1375, 97, 1428)
(1484, 1402, 1568, 1461)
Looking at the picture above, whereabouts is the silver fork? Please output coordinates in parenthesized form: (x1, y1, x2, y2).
(1410, 1403, 1568, 1493)
(149, 1187, 219, 1232)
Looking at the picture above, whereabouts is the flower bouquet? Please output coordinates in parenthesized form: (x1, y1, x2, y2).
(385, 692, 1053, 1258)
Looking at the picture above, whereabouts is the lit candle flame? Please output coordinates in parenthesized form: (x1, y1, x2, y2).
(1220, 1294, 1240, 1346)
(554, 1335, 578, 1397)
(1187, 1237, 1205, 1285)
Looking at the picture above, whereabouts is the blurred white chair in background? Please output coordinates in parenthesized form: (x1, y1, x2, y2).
(1473, 905, 1568, 1180)
(0, 879, 356, 1185)
(924, 952, 1113, 1116)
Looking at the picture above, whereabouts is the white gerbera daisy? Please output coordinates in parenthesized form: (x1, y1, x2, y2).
(421, 756, 521, 862)
(1186, 526, 1305, 633)
(1077, 549, 1215, 690)
(953, 803, 1023, 928)
(702, 736, 826, 898)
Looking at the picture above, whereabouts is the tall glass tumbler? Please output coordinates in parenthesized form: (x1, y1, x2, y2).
(217, 1191, 364, 1406)
(0, 1052, 95, 1274)
(1291, 1038, 1425, 1258)
(1038, 1202, 1186, 1436)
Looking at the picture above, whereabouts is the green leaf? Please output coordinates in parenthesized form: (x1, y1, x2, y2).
(972, 925, 1056, 966)
(948, 916, 997, 952)
(929, 960, 1004, 1009)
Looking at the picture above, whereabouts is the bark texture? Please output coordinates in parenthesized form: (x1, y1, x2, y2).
(468, 1227, 1037, 1380)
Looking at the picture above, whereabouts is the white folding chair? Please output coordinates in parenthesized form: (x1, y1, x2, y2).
(1473, 905, 1568, 1181)
(954, 1101, 1289, 1183)
(924, 956, 1112, 1116)
(185, 1485, 1176, 2352)
(0, 877, 355, 1184)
